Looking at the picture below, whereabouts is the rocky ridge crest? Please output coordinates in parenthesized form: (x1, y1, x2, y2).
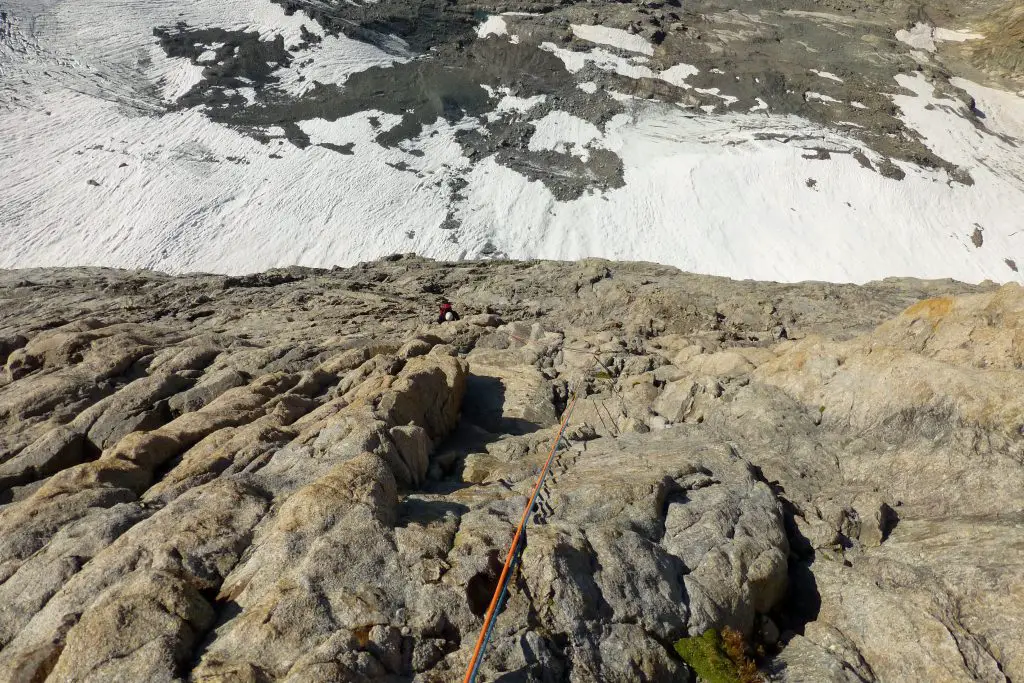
(0, 257, 1021, 682)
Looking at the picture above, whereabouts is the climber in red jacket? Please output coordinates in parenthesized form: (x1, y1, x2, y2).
(437, 301, 460, 323)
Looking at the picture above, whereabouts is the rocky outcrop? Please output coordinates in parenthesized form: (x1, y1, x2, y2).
(0, 258, 1020, 682)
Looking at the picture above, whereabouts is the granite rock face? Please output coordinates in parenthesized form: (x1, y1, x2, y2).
(0, 258, 1020, 682)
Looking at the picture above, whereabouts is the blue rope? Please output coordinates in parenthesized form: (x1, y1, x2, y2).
(467, 540, 526, 682)
(465, 391, 579, 683)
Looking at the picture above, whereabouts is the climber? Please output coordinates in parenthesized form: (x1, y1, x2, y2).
(437, 300, 460, 324)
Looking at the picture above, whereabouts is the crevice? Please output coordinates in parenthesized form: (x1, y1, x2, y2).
(466, 550, 505, 618)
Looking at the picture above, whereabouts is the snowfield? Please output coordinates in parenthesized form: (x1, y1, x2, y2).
(1, 0, 1023, 283)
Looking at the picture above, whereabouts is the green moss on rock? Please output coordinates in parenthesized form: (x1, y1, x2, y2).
(673, 630, 742, 683)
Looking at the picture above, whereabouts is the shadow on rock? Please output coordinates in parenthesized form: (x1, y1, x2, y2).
(397, 498, 469, 527)
(462, 374, 544, 436)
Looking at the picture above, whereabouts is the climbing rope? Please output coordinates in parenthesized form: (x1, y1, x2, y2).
(462, 329, 635, 681)
(462, 390, 580, 683)
(508, 331, 629, 436)
(506, 332, 619, 378)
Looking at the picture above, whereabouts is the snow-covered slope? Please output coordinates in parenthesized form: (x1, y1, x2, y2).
(1, 0, 1023, 283)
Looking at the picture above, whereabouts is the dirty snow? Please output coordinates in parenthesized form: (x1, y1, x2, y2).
(897, 23, 985, 52)
(897, 23, 939, 51)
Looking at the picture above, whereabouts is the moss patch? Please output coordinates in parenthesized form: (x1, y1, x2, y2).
(674, 630, 743, 683)
(674, 628, 763, 683)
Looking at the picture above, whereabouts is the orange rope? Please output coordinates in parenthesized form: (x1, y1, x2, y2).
(461, 392, 579, 683)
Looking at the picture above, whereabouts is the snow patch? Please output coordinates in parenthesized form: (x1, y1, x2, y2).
(270, 29, 401, 97)
(805, 92, 841, 104)
(810, 69, 844, 83)
(659, 63, 700, 89)
(695, 87, 739, 106)
(477, 15, 508, 38)
(578, 81, 598, 94)
(235, 88, 258, 105)
(897, 23, 984, 52)
(528, 111, 603, 161)
(157, 60, 207, 102)
(570, 24, 654, 55)
(934, 28, 985, 42)
(750, 98, 768, 112)
(896, 23, 938, 51)
(850, 101, 868, 110)
(949, 77, 1024, 141)
(541, 42, 655, 79)
(544, 46, 711, 98)
(458, 103, 1024, 285)
(486, 92, 546, 121)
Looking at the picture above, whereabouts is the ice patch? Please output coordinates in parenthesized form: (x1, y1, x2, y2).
(810, 69, 844, 83)
(570, 25, 654, 56)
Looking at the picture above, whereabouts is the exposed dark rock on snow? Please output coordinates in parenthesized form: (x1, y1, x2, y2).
(0, 257, 1021, 681)
(151, 0, 1022, 199)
